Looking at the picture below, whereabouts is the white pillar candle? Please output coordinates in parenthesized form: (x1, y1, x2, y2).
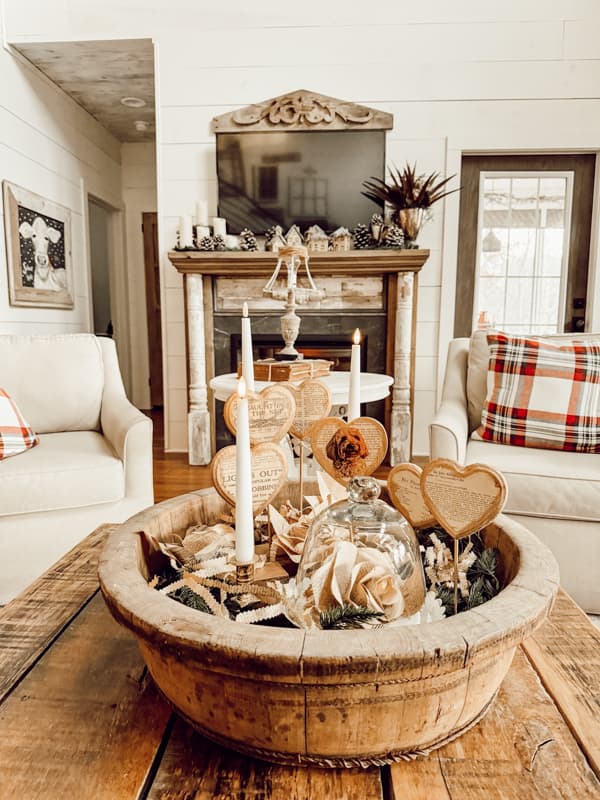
(195, 201, 208, 226)
(212, 217, 227, 237)
(348, 327, 361, 421)
(241, 301, 255, 391)
(179, 215, 194, 247)
(235, 377, 255, 565)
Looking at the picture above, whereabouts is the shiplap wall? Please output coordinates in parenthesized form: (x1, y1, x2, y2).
(0, 14, 122, 338)
(121, 142, 157, 409)
(5, 0, 600, 452)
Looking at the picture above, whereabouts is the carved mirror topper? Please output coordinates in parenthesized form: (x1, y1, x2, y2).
(212, 90, 393, 133)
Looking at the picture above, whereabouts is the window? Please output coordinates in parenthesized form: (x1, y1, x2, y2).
(474, 172, 572, 334)
(455, 155, 595, 338)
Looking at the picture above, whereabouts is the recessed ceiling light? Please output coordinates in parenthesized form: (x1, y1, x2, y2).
(121, 96, 146, 108)
(134, 120, 151, 132)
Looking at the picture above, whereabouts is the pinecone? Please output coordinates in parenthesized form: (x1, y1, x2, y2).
(213, 234, 226, 251)
(370, 213, 384, 226)
(198, 235, 215, 251)
(264, 225, 277, 246)
(240, 228, 258, 252)
(352, 223, 371, 250)
(383, 224, 404, 249)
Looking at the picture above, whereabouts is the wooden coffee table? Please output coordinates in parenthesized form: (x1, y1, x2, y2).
(1, 525, 599, 800)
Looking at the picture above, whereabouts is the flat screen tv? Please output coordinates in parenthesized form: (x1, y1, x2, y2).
(216, 130, 385, 235)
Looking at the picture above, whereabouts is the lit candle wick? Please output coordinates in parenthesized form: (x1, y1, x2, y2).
(353, 327, 361, 345)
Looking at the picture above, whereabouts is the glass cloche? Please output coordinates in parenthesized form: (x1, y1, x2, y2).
(297, 476, 426, 625)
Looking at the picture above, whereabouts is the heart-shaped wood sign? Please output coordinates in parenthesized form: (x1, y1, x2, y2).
(211, 442, 288, 516)
(387, 463, 437, 529)
(224, 385, 296, 445)
(309, 417, 388, 486)
(420, 459, 507, 540)
(282, 379, 332, 440)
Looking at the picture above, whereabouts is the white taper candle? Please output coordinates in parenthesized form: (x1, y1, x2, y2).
(348, 327, 361, 422)
(235, 377, 254, 565)
(241, 302, 255, 391)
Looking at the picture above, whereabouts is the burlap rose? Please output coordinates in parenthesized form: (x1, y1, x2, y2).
(310, 540, 405, 621)
(325, 427, 369, 477)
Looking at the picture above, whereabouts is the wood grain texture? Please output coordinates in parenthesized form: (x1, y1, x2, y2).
(146, 717, 384, 800)
(0, 593, 171, 800)
(522, 589, 600, 780)
(0, 524, 111, 703)
(99, 489, 558, 766)
(390, 648, 600, 799)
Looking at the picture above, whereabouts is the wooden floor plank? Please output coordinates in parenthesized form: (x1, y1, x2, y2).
(522, 589, 600, 781)
(0, 524, 111, 703)
(0, 594, 171, 800)
(146, 717, 384, 800)
(390, 648, 600, 800)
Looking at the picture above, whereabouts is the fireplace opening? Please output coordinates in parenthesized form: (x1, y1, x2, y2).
(214, 316, 387, 451)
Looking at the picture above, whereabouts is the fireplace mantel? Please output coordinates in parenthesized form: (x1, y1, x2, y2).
(169, 248, 428, 276)
(169, 248, 429, 465)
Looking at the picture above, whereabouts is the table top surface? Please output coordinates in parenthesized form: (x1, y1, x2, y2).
(1, 522, 599, 800)
(210, 371, 394, 404)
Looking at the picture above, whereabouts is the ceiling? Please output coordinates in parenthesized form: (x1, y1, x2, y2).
(14, 39, 155, 143)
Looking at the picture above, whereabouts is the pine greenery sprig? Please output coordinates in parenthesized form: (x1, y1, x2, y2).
(167, 585, 213, 613)
(319, 604, 384, 630)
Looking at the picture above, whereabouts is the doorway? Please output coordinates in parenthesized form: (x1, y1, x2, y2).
(142, 212, 163, 408)
(88, 199, 113, 336)
(455, 154, 596, 337)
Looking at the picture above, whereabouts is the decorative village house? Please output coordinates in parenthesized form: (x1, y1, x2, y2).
(330, 226, 352, 252)
(267, 225, 287, 253)
(285, 224, 304, 247)
(305, 224, 329, 253)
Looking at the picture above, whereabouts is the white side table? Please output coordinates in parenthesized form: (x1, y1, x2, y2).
(209, 372, 393, 407)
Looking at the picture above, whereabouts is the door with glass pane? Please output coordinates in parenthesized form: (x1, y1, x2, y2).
(474, 172, 572, 334)
(454, 155, 595, 338)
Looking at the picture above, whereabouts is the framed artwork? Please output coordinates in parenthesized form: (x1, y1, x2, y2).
(2, 181, 74, 309)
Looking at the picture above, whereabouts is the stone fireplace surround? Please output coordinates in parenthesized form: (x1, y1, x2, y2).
(169, 249, 429, 465)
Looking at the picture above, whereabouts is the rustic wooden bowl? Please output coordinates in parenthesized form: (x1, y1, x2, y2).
(99, 487, 559, 768)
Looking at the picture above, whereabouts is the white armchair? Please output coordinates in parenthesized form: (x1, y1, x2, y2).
(430, 332, 600, 613)
(0, 334, 154, 604)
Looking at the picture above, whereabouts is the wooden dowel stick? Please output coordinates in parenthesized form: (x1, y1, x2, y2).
(299, 440, 304, 511)
(454, 538, 459, 616)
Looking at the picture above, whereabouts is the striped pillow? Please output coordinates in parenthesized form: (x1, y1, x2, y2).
(477, 333, 600, 452)
(0, 388, 39, 460)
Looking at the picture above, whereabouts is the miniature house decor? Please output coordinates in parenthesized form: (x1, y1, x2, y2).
(285, 224, 304, 247)
(305, 225, 329, 253)
(330, 227, 352, 252)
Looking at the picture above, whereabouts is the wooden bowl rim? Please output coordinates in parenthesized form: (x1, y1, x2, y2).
(99, 488, 559, 682)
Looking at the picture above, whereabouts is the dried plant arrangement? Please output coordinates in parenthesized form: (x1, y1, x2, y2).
(361, 162, 459, 215)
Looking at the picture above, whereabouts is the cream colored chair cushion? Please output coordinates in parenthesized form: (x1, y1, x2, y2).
(467, 437, 600, 522)
(0, 431, 124, 516)
(0, 334, 104, 433)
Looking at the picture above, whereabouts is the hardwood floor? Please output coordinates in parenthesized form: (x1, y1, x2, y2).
(149, 409, 413, 503)
(150, 410, 212, 503)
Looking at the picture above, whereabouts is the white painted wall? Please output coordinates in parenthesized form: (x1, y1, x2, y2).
(0, 11, 122, 340)
(5, 0, 600, 453)
(121, 142, 157, 409)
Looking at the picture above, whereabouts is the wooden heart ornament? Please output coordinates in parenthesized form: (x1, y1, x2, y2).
(420, 459, 507, 540)
(309, 417, 388, 486)
(224, 385, 296, 445)
(211, 442, 288, 516)
(282, 379, 332, 440)
(387, 463, 436, 529)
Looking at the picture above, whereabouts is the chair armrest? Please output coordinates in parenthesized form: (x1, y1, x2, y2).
(101, 395, 153, 499)
(429, 399, 469, 463)
(98, 338, 153, 501)
(429, 338, 470, 463)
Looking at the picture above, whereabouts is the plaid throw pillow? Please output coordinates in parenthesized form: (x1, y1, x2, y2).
(477, 333, 600, 452)
(0, 388, 39, 460)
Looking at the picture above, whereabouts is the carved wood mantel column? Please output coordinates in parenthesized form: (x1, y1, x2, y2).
(169, 249, 429, 466)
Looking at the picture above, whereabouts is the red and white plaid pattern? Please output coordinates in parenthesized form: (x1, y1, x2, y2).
(0, 388, 38, 460)
(477, 333, 600, 452)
